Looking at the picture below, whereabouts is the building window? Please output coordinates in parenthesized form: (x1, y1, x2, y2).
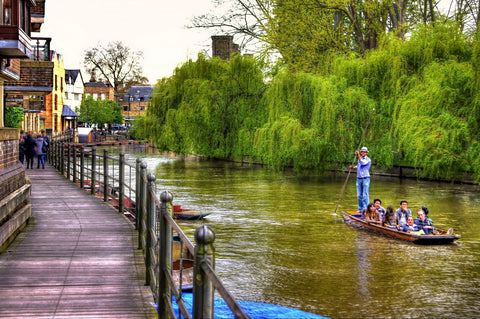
(2, 0, 11, 25)
(65, 92, 69, 100)
(101, 93, 106, 100)
(93, 93, 98, 100)
(74, 94, 80, 101)
(54, 94, 58, 111)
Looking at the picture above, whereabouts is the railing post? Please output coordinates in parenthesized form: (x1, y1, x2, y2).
(145, 173, 156, 286)
(66, 144, 71, 180)
(135, 158, 142, 231)
(72, 145, 77, 184)
(103, 149, 109, 202)
(80, 146, 85, 189)
(118, 152, 125, 213)
(53, 140, 57, 169)
(193, 225, 216, 319)
(138, 162, 147, 250)
(158, 190, 173, 318)
(60, 142, 65, 176)
(91, 147, 96, 195)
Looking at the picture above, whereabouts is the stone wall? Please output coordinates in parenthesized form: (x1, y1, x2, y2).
(0, 128, 30, 252)
(0, 128, 25, 200)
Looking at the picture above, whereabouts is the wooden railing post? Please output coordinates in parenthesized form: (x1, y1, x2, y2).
(72, 145, 77, 184)
(158, 190, 173, 318)
(80, 146, 85, 189)
(145, 173, 156, 286)
(91, 147, 96, 195)
(193, 225, 216, 319)
(135, 158, 142, 231)
(103, 149, 109, 202)
(118, 152, 125, 213)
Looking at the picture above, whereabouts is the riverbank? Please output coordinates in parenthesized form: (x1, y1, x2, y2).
(140, 143, 477, 185)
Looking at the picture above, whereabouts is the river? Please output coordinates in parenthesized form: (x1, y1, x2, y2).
(117, 145, 480, 318)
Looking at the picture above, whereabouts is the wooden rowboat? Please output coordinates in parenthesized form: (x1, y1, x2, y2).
(172, 204, 211, 220)
(173, 210, 211, 220)
(342, 211, 461, 245)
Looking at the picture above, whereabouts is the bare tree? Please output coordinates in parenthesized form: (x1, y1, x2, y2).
(83, 41, 149, 96)
(189, 0, 275, 52)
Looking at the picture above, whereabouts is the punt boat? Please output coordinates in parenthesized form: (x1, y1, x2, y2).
(342, 211, 460, 245)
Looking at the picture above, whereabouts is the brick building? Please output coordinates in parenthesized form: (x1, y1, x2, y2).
(0, 0, 47, 251)
(211, 35, 239, 60)
(120, 86, 153, 123)
(84, 78, 115, 101)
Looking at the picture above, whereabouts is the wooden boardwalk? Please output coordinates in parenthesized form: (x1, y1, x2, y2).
(0, 164, 157, 318)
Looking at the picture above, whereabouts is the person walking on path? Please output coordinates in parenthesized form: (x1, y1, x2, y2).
(19, 131, 26, 164)
(350, 146, 372, 212)
(24, 133, 36, 169)
(41, 130, 50, 160)
(35, 134, 46, 169)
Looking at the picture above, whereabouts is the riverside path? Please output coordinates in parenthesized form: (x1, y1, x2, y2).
(0, 164, 157, 318)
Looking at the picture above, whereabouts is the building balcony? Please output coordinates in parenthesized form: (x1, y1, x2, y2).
(0, 25, 33, 59)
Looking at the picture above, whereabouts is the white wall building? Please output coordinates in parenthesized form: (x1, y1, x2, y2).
(64, 69, 84, 112)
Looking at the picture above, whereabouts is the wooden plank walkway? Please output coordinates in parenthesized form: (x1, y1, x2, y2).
(0, 164, 157, 318)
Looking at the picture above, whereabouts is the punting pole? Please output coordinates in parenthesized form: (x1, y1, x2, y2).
(334, 108, 375, 215)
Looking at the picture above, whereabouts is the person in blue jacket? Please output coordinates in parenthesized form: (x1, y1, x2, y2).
(350, 146, 372, 212)
(414, 209, 434, 235)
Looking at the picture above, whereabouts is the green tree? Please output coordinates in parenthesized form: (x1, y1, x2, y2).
(78, 96, 123, 127)
(4, 107, 24, 128)
(137, 53, 267, 159)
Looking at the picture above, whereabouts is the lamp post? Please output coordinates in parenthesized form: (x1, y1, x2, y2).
(137, 90, 141, 117)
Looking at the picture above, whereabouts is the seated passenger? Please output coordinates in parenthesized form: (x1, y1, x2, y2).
(383, 205, 400, 229)
(373, 198, 386, 220)
(414, 209, 434, 235)
(402, 216, 423, 233)
(364, 203, 382, 225)
(395, 200, 412, 226)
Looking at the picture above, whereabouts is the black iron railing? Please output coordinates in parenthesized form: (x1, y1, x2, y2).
(47, 139, 250, 319)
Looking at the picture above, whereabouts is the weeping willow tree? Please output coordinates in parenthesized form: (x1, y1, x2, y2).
(137, 22, 480, 182)
(135, 53, 267, 159)
(252, 71, 377, 172)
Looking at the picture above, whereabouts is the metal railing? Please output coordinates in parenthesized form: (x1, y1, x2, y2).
(47, 140, 250, 319)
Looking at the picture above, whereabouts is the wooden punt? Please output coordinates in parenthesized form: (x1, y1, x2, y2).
(342, 211, 461, 245)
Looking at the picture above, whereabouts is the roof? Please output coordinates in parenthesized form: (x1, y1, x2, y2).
(65, 70, 83, 85)
(122, 86, 154, 102)
(62, 105, 79, 117)
(84, 81, 108, 88)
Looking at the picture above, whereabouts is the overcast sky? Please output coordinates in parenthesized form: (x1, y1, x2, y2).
(37, 0, 217, 84)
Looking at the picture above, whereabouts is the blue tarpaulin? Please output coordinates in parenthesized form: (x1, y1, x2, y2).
(171, 293, 328, 319)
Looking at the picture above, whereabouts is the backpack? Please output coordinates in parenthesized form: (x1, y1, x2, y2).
(42, 141, 48, 153)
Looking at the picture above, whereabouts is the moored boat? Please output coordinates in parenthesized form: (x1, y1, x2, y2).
(173, 204, 211, 220)
(342, 211, 460, 245)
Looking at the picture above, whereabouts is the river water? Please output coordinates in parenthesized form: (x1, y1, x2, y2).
(117, 145, 480, 318)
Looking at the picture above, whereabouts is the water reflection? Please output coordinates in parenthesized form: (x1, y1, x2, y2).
(111, 146, 480, 318)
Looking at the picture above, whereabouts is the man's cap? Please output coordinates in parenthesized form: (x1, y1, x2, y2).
(360, 147, 369, 153)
